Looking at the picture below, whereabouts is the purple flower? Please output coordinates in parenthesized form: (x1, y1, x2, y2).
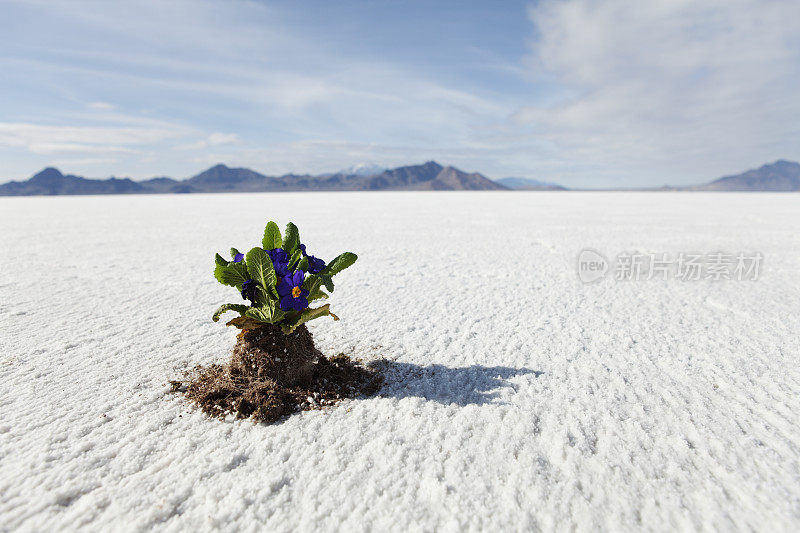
(233, 253, 244, 263)
(240, 279, 257, 304)
(267, 247, 289, 264)
(276, 270, 309, 311)
(307, 255, 326, 274)
(299, 243, 325, 274)
(267, 247, 290, 277)
(273, 262, 290, 278)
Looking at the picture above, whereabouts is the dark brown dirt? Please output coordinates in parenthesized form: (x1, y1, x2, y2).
(170, 323, 382, 423)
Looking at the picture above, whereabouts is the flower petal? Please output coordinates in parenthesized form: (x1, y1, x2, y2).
(276, 279, 293, 296)
(279, 295, 294, 310)
(307, 256, 326, 274)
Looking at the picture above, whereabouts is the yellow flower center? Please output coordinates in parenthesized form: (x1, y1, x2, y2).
(292, 286, 301, 298)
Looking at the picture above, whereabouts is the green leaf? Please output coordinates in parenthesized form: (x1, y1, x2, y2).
(322, 252, 358, 277)
(308, 288, 328, 301)
(215, 253, 229, 267)
(245, 299, 285, 324)
(226, 315, 264, 330)
(245, 307, 271, 323)
(262, 221, 282, 250)
(302, 273, 322, 295)
(253, 286, 275, 307)
(289, 249, 303, 269)
(297, 257, 309, 271)
(214, 262, 249, 289)
(320, 274, 334, 292)
(281, 309, 301, 324)
(283, 222, 300, 255)
(246, 247, 277, 294)
(272, 307, 286, 323)
(230, 247, 241, 259)
(212, 303, 248, 322)
(280, 304, 339, 334)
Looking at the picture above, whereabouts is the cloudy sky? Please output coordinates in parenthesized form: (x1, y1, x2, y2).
(1, 0, 798, 187)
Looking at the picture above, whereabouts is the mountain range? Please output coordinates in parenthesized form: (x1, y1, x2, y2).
(0, 161, 507, 196)
(495, 177, 567, 191)
(688, 160, 800, 191)
(1, 159, 799, 196)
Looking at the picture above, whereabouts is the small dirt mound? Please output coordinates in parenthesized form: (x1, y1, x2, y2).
(171, 323, 382, 423)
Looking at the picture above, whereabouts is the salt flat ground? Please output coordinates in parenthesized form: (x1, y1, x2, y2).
(1, 192, 799, 532)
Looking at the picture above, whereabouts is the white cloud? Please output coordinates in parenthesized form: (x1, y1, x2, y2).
(0, 0, 515, 181)
(12, 6, 500, 117)
(28, 143, 139, 155)
(51, 157, 118, 167)
(87, 102, 116, 111)
(519, 0, 800, 186)
(0, 123, 185, 154)
(176, 132, 240, 151)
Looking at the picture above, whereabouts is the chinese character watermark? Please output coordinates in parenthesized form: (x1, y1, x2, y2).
(578, 249, 762, 283)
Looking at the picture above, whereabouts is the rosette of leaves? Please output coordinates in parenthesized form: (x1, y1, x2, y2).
(212, 221, 357, 334)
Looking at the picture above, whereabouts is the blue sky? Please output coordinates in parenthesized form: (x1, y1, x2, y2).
(1, 0, 799, 187)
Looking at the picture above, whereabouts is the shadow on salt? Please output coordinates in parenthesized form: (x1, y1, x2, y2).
(369, 360, 543, 406)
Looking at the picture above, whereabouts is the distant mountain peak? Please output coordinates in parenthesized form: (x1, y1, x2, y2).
(761, 159, 799, 170)
(338, 162, 385, 177)
(188, 164, 268, 187)
(30, 167, 65, 182)
(697, 159, 800, 191)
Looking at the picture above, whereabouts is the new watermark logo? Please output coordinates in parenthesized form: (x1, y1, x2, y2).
(577, 248, 610, 283)
(577, 250, 763, 283)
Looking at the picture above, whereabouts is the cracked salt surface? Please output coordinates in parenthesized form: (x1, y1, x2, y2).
(1, 192, 799, 531)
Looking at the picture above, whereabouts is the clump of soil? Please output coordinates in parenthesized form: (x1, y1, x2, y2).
(171, 323, 382, 423)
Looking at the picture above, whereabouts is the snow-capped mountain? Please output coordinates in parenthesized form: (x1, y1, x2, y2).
(338, 163, 386, 177)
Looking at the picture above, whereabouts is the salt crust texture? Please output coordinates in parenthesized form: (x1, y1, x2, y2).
(1, 192, 798, 531)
